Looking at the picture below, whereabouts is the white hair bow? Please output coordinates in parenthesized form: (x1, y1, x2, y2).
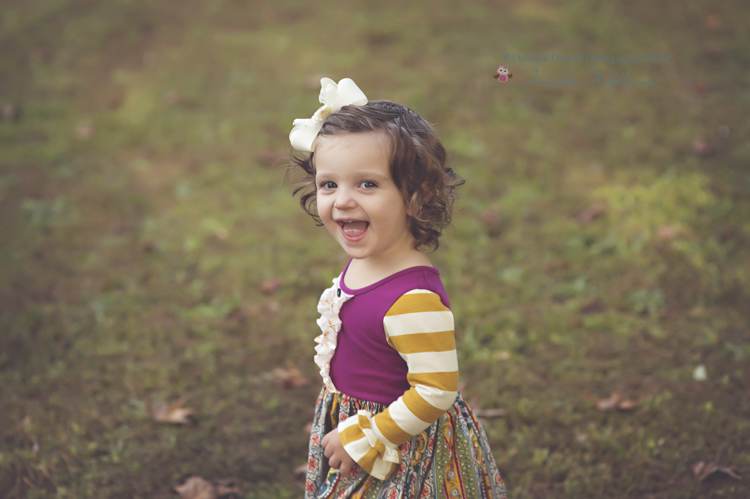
(289, 77, 368, 152)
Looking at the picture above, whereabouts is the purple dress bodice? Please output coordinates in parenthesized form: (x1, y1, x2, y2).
(329, 259, 451, 406)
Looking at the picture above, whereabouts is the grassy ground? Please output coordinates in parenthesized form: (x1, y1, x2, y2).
(1, 0, 749, 497)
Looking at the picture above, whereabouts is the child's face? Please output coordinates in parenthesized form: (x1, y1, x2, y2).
(314, 132, 416, 265)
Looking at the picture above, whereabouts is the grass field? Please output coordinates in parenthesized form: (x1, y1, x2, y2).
(1, 0, 749, 497)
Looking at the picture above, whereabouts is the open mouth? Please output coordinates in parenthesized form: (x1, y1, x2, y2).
(337, 220, 369, 242)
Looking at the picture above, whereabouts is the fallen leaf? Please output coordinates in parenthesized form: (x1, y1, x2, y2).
(294, 463, 308, 477)
(261, 365, 310, 388)
(480, 209, 505, 237)
(74, 123, 94, 140)
(226, 308, 249, 323)
(544, 259, 568, 273)
(579, 299, 604, 315)
(575, 201, 606, 224)
(594, 391, 622, 411)
(2, 103, 22, 122)
(703, 13, 721, 29)
(107, 92, 125, 109)
(658, 225, 681, 241)
(303, 421, 313, 434)
(493, 350, 511, 360)
(593, 391, 640, 411)
(213, 478, 241, 497)
(149, 395, 196, 424)
(691, 138, 712, 157)
(175, 476, 216, 499)
(692, 461, 742, 481)
(473, 408, 506, 418)
(260, 278, 284, 294)
(616, 398, 640, 411)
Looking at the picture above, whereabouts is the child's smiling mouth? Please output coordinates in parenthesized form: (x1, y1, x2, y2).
(337, 220, 369, 242)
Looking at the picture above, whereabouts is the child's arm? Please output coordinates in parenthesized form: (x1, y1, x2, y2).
(336, 289, 458, 480)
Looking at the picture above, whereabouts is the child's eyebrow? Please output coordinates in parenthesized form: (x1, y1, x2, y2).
(316, 170, 391, 181)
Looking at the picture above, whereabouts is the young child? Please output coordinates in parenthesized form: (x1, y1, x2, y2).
(289, 77, 507, 499)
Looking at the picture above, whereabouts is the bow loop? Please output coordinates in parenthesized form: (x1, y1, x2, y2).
(289, 77, 368, 152)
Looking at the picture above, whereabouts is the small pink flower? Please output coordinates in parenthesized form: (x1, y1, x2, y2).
(306, 481, 315, 493)
(388, 490, 399, 499)
(311, 434, 320, 446)
(308, 457, 317, 470)
(340, 414, 348, 421)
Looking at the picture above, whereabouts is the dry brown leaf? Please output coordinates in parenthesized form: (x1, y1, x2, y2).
(261, 365, 310, 388)
(149, 395, 196, 424)
(692, 461, 742, 481)
(691, 137, 712, 157)
(74, 123, 94, 140)
(294, 463, 308, 477)
(593, 391, 640, 412)
(2, 103, 22, 122)
(260, 278, 284, 294)
(703, 13, 721, 29)
(480, 209, 505, 237)
(575, 201, 606, 224)
(594, 391, 622, 411)
(658, 225, 681, 241)
(175, 476, 216, 499)
(544, 259, 568, 273)
(579, 299, 604, 315)
(226, 308, 249, 324)
(473, 408, 506, 418)
(213, 478, 241, 497)
(175, 476, 240, 499)
(616, 398, 641, 411)
(493, 350, 511, 361)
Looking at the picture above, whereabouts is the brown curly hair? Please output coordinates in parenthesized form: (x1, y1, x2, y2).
(288, 100, 464, 252)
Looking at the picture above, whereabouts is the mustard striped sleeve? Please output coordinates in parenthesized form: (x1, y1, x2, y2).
(337, 289, 458, 480)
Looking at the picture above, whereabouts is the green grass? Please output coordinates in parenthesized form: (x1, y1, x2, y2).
(1, 0, 749, 497)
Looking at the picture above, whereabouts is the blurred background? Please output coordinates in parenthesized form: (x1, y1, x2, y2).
(1, 0, 748, 497)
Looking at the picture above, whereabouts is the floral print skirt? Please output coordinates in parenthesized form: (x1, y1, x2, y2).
(305, 386, 507, 499)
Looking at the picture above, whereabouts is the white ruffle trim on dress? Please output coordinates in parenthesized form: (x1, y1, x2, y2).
(314, 275, 353, 392)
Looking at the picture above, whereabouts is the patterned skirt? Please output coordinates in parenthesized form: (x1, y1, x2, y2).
(305, 386, 507, 499)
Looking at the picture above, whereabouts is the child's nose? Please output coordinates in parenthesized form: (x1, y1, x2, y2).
(333, 188, 357, 210)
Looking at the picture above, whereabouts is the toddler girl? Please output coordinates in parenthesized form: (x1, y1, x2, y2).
(289, 77, 506, 499)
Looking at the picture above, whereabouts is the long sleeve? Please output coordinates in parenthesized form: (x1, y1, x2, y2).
(337, 289, 458, 480)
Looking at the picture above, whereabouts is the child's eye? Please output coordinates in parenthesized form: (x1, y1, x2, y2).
(319, 181, 336, 189)
(360, 181, 377, 189)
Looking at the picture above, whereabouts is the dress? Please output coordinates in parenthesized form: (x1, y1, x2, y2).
(305, 260, 506, 499)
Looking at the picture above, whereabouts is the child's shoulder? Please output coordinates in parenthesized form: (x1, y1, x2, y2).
(384, 266, 451, 311)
